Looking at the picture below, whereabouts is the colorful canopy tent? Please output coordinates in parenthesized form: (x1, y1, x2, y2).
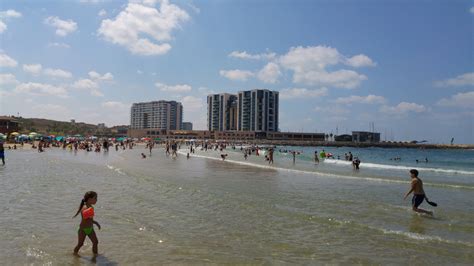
(154, 138, 161, 141)
(116, 137, 125, 142)
(55, 136, 64, 141)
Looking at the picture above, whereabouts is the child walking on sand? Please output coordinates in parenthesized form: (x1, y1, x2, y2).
(73, 191, 101, 255)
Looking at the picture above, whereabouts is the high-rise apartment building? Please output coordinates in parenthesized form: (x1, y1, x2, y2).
(207, 93, 238, 131)
(237, 89, 279, 132)
(130, 100, 183, 130)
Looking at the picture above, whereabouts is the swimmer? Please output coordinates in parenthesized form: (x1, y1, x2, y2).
(221, 154, 228, 160)
(403, 169, 433, 215)
(141, 153, 147, 159)
(244, 152, 248, 160)
(187, 152, 190, 159)
(352, 157, 361, 170)
(73, 191, 101, 255)
(314, 151, 319, 164)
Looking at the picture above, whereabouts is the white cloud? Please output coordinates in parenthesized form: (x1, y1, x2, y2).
(23, 64, 43, 75)
(437, 91, 474, 109)
(0, 10, 22, 18)
(0, 9, 22, 34)
(0, 73, 18, 85)
(345, 54, 376, 67)
(72, 79, 103, 96)
(219, 69, 254, 81)
(137, 70, 143, 74)
(280, 87, 328, 99)
(229, 51, 276, 60)
(434, 72, 474, 87)
(292, 69, 367, 89)
(98, 0, 190, 56)
(334, 94, 386, 104)
(257, 62, 281, 84)
(48, 42, 71, 48)
(44, 16, 77, 36)
(44, 68, 73, 79)
(0, 52, 18, 67)
(155, 82, 192, 92)
(15, 82, 68, 98)
(72, 78, 99, 90)
(88, 71, 113, 81)
(380, 102, 427, 114)
(279, 45, 371, 89)
(102, 101, 129, 109)
(470, 7, 474, 14)
(98, 9, 107, 17)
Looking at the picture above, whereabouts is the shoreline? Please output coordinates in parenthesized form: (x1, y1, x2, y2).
(228, 140, 474, 150)
(3, 140, 472, 150)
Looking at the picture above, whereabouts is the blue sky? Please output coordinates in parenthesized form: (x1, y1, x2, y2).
(0, 0, 473, 143)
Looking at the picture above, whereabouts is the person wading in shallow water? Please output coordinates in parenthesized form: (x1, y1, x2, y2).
(73, 191, 101, 256)
(404, 169, 433, 215)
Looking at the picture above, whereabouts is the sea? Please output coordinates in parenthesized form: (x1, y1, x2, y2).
(0, 144, 473, 264)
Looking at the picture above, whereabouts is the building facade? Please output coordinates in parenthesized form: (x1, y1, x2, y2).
(130, 101, 183, 130)
(352, 131, 381, 143)
(237, 89, 279, 132)
(0, 116, 20, 135)
(182, 122, 193, 131)
(207, 93, 238, 131)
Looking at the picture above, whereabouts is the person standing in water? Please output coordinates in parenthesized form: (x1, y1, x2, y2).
(73, 191, 101, 256)
(0, 142, 5, 165)
(314, 150, 319, 164)
(268, 148, 274, 164)
(404, 169, 433, 215)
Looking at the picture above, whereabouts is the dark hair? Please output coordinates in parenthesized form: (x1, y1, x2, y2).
(410, 169, 419, 177)
(73, 191, 97, 218)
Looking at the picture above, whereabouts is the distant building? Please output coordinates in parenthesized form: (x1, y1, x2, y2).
(352, 131, 381, 143)
(97, 123, 106, 129)
(237, 89, 279, 132)
(182, 122, 193, 130)
(335, 134, 352, 142)
(207, 93, 238, 131)
(130, 100, 183, 130)
(70, 119, 76, 124)
(110, 125, 129, 137)
(0, 116, 20, 135)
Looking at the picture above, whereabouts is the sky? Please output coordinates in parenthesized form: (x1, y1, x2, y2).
(0, 0, 473, 143)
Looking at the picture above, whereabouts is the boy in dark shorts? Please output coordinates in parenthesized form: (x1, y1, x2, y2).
(403, 169, 433, 215)
(0, 142, 5, 165)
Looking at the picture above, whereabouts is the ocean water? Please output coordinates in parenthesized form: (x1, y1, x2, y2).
(0, 145, 473, 264)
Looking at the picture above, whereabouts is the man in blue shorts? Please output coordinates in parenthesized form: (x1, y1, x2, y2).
(404, 169, 433, 215)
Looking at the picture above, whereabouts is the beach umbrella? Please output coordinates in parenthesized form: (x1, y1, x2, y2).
(154, 137, 161, 141)
(10, 132, 19, 136)
(0, 133, 5, 140)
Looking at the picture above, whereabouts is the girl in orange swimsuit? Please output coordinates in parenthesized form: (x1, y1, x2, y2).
(73, 191, 101, 255)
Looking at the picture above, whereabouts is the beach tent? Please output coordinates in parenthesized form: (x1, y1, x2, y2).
(55, 136, 64, 141)
(116, 137, 125, 142)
